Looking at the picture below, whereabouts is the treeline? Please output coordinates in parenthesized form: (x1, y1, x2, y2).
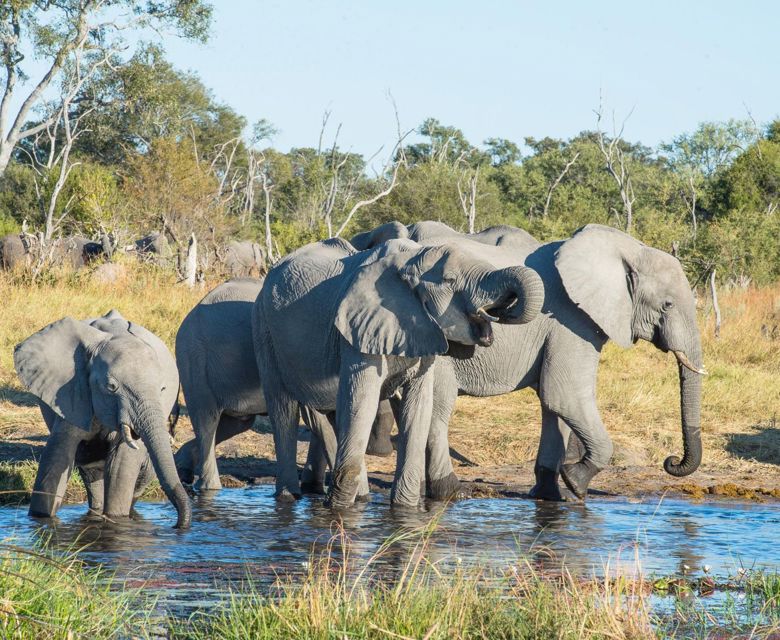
(0, 3, 778, 285)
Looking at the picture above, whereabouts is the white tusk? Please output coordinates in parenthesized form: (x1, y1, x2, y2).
(121, 423, 140, 450)
(475, 307, 499, 323)
(673, 351, 708, 376)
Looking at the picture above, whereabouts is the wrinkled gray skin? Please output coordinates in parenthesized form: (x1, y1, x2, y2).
(254, 238, 544, 508)
(174, 278, 399, 494)
(223, 241, 266, 278)
(0, 233, 28, 270)
(351, 220, 539, 254)
(14, 310, 191, 527)
(357, 221, 704, 500)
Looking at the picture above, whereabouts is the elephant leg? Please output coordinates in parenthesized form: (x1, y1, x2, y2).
(198, 414, 254, 492)
(539, 349, 612, 500)
(188, 402, 222, 492)
(329, 355, 383, 509)
(323, 410, 369, 499)
(104, 440, 147, 518)
(424, 358, 460, 501)
(29, 420, 83, 518)
(300, 408, 333, 495)
(529, 407, 567, 501)
(366, 399, 395, 457)
(77, 464, 105, 515)
(391, 365, 435, 508)
(133, 455, 155, 502)
(267, 393, 302, 501)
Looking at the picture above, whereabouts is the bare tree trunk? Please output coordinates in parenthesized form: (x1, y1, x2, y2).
(542, 152, 579, 217)
(262, 173, 275, 264)
(709, 269, 721, 339)
(595, 103, 636, 234)
(458, 167, 479, 233)
(184, 233, 198, 289)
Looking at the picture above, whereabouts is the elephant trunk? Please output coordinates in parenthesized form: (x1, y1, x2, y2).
(482, 266, 545, 324)
(133, 402, 192, 528)
(664, 340, 703, 477)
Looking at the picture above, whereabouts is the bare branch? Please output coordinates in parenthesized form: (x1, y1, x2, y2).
(542, 151, 579, 217)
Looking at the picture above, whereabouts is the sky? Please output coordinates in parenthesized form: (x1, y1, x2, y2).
(19, 1, 780, 163)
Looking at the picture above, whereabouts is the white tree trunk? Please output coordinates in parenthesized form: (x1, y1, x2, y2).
(184, 233, 198, 288)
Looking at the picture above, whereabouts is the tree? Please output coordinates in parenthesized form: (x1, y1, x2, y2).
(0, 0, 212, 177)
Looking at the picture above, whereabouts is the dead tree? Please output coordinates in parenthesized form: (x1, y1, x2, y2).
(710, 269, 721, 339)
(457, 166, 480, 234)
(595, 104, 636, 234)
(183, 233, 198, 289)
(542, 152, 579, 218)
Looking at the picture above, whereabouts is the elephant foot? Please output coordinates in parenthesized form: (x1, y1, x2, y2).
(275, 487, 301, 502)
(561, 460, 599, 500)
(427, 472, 461, 501)
(528, 466, 564, 501)
(194, 476, 222, 492)
(177, 466, 195, 485)
(300, 480, 326, 495)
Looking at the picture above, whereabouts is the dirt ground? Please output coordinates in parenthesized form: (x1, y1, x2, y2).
(4, 392, 780, 506)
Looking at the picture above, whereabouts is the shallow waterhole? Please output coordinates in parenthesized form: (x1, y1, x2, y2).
(1, 487, 778, 620)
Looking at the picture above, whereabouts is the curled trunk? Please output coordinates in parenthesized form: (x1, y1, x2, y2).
(483, 266, 545, 324)
(664, 342, 703, 477)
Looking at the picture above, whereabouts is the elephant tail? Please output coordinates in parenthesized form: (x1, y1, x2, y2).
(168, 386, 182, 437)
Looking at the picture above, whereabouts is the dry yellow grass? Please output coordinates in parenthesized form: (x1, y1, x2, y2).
(0, 263, 779, 499)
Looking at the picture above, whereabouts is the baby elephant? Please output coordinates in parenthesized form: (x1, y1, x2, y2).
(14, 310, 191, 527)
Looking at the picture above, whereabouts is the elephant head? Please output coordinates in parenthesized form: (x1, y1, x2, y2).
(336, 242, 545, 357)
(556, 224, 704, 477)
(14, 314, 191, 527)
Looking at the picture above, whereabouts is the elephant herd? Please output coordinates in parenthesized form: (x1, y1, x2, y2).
(11, 221, 705, 528)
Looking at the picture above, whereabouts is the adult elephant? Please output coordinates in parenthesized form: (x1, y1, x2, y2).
(222, 241, 266, 278)
(254, 238, 544, 508)
(174, 278, 396, 494)
(0, 233, 28, 270)
(360, 222, 705, 501)
(351, 220, 540, 254)
(14, 310, 191, 527)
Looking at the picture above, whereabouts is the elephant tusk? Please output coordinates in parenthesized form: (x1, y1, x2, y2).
(673, 351, 708, 376)
(475, 307, 499, 323)
(121, 423, 140, 450)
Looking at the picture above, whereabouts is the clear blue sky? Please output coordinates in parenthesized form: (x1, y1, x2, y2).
(127, 1, 780, 160)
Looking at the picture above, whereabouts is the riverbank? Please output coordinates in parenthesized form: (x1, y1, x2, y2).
(0, 271, 779, 504)
(2, 527, 779, 640)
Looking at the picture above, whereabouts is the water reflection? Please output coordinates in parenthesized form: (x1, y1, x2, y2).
(1, 486, 779, 612)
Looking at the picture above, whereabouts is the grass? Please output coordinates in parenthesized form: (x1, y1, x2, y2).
(0, 539, 149, 639)
(2, 525, 780, 639)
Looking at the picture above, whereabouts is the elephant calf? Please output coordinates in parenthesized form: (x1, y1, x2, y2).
(174, 277, 395, 494)
(14, 310, 191, 527)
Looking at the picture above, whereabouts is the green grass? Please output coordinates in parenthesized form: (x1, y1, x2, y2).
(0, 540, 149, 639)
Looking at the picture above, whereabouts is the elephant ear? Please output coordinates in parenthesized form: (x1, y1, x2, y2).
(14, 317, 108, 430)
(335, 252, 448, 357)
(555, 224, 642, 348)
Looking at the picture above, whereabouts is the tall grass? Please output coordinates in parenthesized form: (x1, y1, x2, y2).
(0, 540, 148, 639)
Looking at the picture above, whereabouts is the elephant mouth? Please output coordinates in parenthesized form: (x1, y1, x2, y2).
(469, 312, 494, 347)
(486, 293, 519, 322)
(120, 423, 141, 450)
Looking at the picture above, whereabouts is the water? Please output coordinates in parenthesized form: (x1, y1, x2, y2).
(1, 487, 779, 616)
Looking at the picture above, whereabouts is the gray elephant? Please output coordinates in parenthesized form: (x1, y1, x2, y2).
(174, 277, 397, 493)
(134, 232, 172, 265)
(223, 240, 266, 278)
(351, 220, 540, 254)
(14, 310, 191, 527)
(53, 236, 107, 270)
(0, 233, 29, 270)
(358, 221, 704, 501)
(254, 238, 544, 508)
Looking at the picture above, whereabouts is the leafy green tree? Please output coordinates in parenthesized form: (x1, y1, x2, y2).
(0, 0, 212, 177)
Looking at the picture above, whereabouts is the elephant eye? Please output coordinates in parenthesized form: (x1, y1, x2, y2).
(662, 300, 674, 312)
(106, 379, 118, 393)
(160, 385, 166, 393)
(442, 271, 457, 285)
